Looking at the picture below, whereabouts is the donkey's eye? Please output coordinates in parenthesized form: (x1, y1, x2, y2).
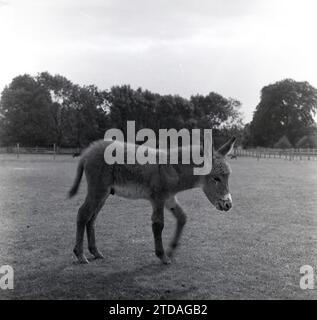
(213, 177, 221, 183)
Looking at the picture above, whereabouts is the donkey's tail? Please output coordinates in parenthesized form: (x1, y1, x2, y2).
(68, 158, 84, 198)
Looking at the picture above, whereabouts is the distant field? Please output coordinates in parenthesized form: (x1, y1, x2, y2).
(0, 155, 317, 299)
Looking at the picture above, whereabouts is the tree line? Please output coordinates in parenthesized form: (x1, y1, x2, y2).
(0, 72, 243, 148)
(0, 72, 316, 149)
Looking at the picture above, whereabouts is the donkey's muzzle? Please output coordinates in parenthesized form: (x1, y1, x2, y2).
(216, 194, 232, 212)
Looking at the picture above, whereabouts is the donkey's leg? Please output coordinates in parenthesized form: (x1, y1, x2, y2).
(151, 201, 170, 264)
(86, 191, 109, 259)
(165, 196, 187, 257)
(73, 196, 96, 264)
(73, 189, 108, 263)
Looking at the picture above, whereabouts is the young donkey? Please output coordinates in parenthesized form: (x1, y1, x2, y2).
(68, 136, 236, 264)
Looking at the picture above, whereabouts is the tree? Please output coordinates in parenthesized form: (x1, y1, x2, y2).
(190, 93, 241, 129)
(106, 86, 195, 138)
(36, 72, 75, 146)
(0, 75, 54, 146)
(241, 123, 258, 148)
(190, 93, 243, 147)
(295, 134, 317, 148)
(274, 135, 292, 149)
(66, 85, 108, 147)
(249, 79, 317, 147)
(0, 72, 109, 147)
(106, 86, 243, 146)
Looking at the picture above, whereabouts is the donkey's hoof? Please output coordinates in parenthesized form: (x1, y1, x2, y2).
(78, 255, 89, 264)
(92, 251, 104, 260)
(166, 248, 174, 258)
(89, 247, 104, 260)
(161, 255, 171, 265)
(79, 254, 89, 264)
(74, 250, 90, 264)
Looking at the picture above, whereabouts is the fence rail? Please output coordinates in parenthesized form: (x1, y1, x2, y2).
(0, 144, 81, 158)
(1, 144, 317, 161)
(234, 148, 317, 161)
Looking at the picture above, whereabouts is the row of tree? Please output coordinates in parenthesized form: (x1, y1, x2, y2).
(0, 73, 316, 149)
(0, 72, 243, 148)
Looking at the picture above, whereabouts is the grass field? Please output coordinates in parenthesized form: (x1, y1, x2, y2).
(0, 155, 317, 300)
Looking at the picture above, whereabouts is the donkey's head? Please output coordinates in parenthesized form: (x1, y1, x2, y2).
(202, 137, 236, 212)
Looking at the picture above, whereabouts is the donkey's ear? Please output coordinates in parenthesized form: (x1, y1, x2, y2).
(217, 136, 236, 156)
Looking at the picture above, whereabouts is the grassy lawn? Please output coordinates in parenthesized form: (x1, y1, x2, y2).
(0, 155, 317, 299)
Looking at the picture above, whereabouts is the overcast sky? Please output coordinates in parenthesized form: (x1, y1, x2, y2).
(0, 0, 317, 122)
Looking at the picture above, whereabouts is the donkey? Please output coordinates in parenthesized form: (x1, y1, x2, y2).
(68, 136, 236, 264)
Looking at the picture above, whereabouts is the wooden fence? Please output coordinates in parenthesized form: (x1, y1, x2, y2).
(0, 144, 81, 159)
(234, 148, 317, 161)
(1, 144, 317, 161)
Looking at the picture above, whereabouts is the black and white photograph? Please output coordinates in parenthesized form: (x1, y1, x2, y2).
(0, 0, 317, 307)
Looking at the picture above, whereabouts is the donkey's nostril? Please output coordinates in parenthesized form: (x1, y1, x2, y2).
(224, 202, 232, 210)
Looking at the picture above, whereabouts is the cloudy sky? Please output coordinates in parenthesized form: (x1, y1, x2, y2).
(0, 0, 317, 122)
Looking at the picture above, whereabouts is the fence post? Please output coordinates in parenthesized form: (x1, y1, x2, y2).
(17, 143, 20, 159)
(53, 144, 56, 160)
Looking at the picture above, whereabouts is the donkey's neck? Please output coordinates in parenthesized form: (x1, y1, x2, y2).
(161, 144, 206, 193)
(168, 163, 204, 193)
